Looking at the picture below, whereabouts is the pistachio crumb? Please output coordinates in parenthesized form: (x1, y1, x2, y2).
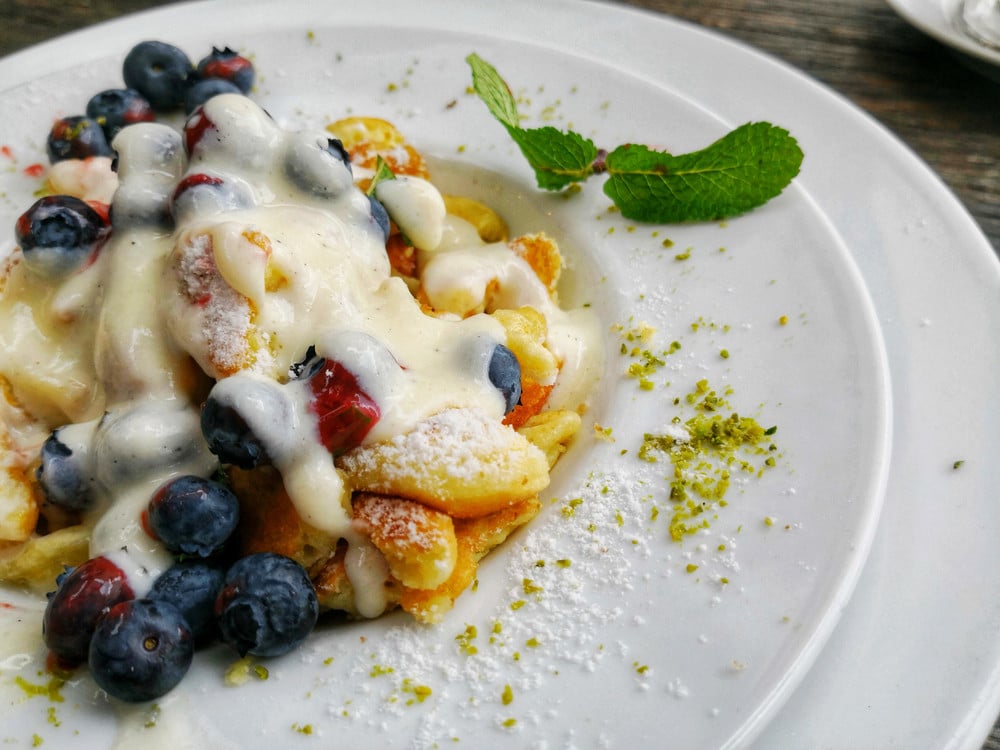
(456, 625, 479, 655)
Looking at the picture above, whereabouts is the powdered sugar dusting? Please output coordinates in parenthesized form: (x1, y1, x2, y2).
(174, 231, 254, 375)
(340, 407, 545, 487)
(291, 458, 703, 745)
(356, 494, 451, 552)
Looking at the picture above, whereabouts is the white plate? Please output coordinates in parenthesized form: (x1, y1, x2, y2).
(886, 0, 1000, 74)
(5, 0, 993, 748)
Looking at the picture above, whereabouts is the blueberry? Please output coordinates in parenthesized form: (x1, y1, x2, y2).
(14, 195, 109, 278)
(111, 122, 183, 177)
(88, 599, 194, 702)
(92, 402, 215, 492)
(289, 345, 322, 379)
(369, 194, 390, 241)
(284, 133, 353, 198)
(196, 47, 255, 94)
(110, 124, 184, 229)
(86, 88, 155, 141)
(169, 172, 254, 222)
(145, 475, 239, 558)
(149, 560, 225, 644)
(201, 377, 292, 468)
(182, 94, 281, 169)
(36, 430, 93, 511)
(488, 344, 522, 414)
(43, 556, 134, 665)
(54, 565, 74, 589)
(46, 116, 113, 163)
(215, 553, 318, 657)
(122, 41, 194, 111)
(183, 77, 242, 115)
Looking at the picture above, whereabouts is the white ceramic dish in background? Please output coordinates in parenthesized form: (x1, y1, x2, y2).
(886, 0, 1000, 77)
(0, 0, 995, 748)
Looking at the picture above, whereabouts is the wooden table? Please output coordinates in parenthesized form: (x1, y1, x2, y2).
(1, 1, 999, 746)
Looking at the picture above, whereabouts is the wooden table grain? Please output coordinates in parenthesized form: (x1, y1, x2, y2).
(1, 0, 998, 746)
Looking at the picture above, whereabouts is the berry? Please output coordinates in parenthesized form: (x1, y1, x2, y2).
(43, 556, 134, 665)
(122, 40, 194, 111)
(182, 104, 217, 156)
(488, 344, 522, 414)
(148, 560, 225, 644)
(368, 194, 390, 241)
(36, 430, 93, 511)
(85, 88, 155, 141)
(182, 93, 281, 170)
(284, 133, 353, 198)
(91, 401, 214, 491)
(169, 172, 253, 222)
(14, 195, 109, 278)
(109, 124, 183, 228)
(289, 345, 320, 379)
(183, 77, 242, 115)
(196, 47, 255, 94)
(111, 122, 183, 178)
(215, 553, 318, 657)
(46, 116, 113, 163)
(88, 599, 193, 702)
(201, 377, 291, 468)
(305, 358, 380, 456)
(145, 475, 239, 557)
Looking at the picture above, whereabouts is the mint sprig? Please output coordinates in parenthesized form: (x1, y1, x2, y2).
(467, 53, 597, 191)
(466, 53, 803, 223)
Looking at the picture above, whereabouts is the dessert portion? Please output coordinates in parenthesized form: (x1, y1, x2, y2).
(0, 41, 601, 701)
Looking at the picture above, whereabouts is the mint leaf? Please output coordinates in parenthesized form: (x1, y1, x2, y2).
(603, 123, 803, 222)
(367, 156, 396, 195)
(466, 54, 803, 223)
(466, 53, 597, 191)
(466, 53, 520, 129)
(507, 127, 598, 191)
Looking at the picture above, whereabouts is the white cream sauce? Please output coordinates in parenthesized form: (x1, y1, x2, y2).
(0, 93, 602, 615)
(374, 174, 446, 251)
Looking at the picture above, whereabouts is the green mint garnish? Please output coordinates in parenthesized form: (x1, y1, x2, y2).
(466, 53, 803, 223)
(367, 156, 396, 195)
(467, 53, 596, 191)
(601, 125, 803, 222)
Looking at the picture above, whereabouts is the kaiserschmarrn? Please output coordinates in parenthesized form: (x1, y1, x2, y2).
(0, 94, 601, 625)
